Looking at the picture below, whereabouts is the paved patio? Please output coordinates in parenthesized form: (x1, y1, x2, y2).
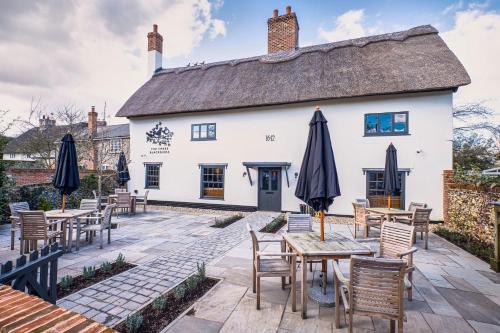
(1, 210, 500, 332)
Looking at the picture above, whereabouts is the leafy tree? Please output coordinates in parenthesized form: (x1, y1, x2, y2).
(453, 132, 498, 171)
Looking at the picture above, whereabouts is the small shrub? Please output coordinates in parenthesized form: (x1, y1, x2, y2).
(60, 275, 73, 290)
(185, 275, 200, 291)
(38, 196, 54, 211)
(152, 295, 167, 311)
(212, 214, 244, 228)
(196, 262, 206, 281)
(83, 266, 96, 279)
(261, 214, 286, 233)
(434, 226, 493, 262)
(100, 261, 112, 273)
(126, 313, 143, 333)
(115, 253, 126, 267)
(173, 285, 186, 301)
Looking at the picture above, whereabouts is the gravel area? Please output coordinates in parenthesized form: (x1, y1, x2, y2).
(147, 205, 253, 217)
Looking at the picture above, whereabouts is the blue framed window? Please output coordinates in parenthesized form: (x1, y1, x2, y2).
(364, 112, 409, 136)
(192, 123, 216, 141)
(200, 165, 225, 199)
(145, 163, 161, 189)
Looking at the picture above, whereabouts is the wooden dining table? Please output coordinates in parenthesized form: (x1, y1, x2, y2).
(283, 232, 374, 319)
(45, 209, 95, 252)
(366, 207, 414, 221)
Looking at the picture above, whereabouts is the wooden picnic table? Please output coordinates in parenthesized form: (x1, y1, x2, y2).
(366, 207, 413, 221)
(283, 232, 373, 319)
(0, 285, 115, 332)
(46, 209, 95, 252)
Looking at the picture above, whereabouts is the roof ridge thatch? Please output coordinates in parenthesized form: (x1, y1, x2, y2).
(156, 25, 438, 75)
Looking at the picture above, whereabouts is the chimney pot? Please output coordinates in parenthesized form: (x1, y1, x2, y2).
(153, 24, 158, 32)
(273, 9, 278, 17)
(286, 6, 291, 15)
(88, 106, 98, 134)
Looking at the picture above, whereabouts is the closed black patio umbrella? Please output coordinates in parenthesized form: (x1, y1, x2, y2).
(53, 133, 80, 212)
(116, 151, 130, 188)
(295, 107, 341, 296)
(383, 143, 400, 208)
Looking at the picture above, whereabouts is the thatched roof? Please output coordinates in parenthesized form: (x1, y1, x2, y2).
(116, 25, 470, 118)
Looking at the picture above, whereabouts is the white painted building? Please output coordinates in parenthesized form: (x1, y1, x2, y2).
(117, 7, 470, 219)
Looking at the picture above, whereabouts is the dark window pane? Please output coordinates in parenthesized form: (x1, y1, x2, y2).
(365, 114, 378, 134)
(271, 170, 278, 191)
(379, 114, 392, 132)
(261, 171, 269, 190)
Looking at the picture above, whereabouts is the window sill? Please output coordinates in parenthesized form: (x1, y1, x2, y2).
(145, 187, 159, 190)
(191, 138, 217, 142)
(200, 197, 224, 201)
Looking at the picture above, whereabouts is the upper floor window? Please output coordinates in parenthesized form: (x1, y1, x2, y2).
(192, 123, 216, 141)
(9, 153, 15, 158)
(364, 112, 409, 136)
(111, 139, 122, 153)
(25, 153, 31, 158)
(145, 163, 161, 189)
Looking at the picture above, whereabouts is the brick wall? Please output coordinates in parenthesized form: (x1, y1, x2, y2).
(6, 168, 108, 186)
(267, 6, 299, 54)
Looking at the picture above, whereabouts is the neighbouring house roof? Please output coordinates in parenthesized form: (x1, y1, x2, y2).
(4, 123, 130, 154)
(116, 25, 470, 118)
(95, 124, 130, 139)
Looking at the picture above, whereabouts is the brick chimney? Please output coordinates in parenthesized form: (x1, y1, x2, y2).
(267, 6, 299, 54)
(39, 115, 56, 129)
(88, 106, 98, 134)
(147, 24, 163, 77)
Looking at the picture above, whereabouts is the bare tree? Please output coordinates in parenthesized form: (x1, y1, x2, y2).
(14, 98, 86, 168)
(0, 109, 14, 136)
(453, 101, 500, 144)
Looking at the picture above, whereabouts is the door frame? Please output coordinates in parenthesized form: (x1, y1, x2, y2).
(365, 170, 406, 209)
(257, 167, 282, 212)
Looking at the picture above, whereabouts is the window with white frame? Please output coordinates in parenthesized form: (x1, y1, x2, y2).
(111, 139, 122, 153)
(9, 153, 15, 158)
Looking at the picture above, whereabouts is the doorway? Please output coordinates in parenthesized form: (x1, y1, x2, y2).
(258, 168, 282, 211)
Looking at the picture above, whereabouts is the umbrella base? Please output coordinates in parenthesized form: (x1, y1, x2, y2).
(309, 285, 335, 307)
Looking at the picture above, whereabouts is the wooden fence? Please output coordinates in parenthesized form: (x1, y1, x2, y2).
(0, 243, 63, 304)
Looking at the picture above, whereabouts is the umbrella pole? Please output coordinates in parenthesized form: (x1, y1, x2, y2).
(320, 211, 327, 294)
(387, 194, 391, 209)
(62, 194, 66, 213)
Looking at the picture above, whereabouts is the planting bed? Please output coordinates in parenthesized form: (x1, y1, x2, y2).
(211, 214, 244, 228)
(259, 214, 286, 233)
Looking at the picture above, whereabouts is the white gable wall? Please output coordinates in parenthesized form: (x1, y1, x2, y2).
(127, 91, 453, 219)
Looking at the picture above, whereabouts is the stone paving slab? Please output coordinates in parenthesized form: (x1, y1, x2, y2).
(56, 211, 278, 326)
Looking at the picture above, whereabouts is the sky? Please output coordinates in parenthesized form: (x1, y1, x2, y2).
(0, 0, 499, 136)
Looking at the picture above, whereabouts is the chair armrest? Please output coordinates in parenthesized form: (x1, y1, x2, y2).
(256, 251, 296, 257)
(398, 247, 418, 258)
(332, 261, 349, 285)
(257, 239, 284, 244)
(77, 216, 102, 220)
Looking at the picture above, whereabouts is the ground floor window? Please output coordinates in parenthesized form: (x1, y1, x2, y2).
(145, 163, 161, 189)
(366, 170, 405, 209)
(201, 165, 225, 199)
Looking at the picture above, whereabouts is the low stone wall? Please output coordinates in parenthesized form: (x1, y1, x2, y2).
(446, 183, 500, 243)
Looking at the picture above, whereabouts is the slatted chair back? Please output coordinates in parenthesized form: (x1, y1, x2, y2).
(101, 204, 115, 229)
(349, 256, 405, 325)
(116, 192, 131, 207)
(115, 188, 126, 194)
(408, 202, 427, 211)
(19, 211, 48, 241)
(411, 208, 432, 228)
(380, 222, 415, 262)
(79, 199, 98, 211)
(355, 198, 370, 208)
(352, 202, 367, 224)
(287, 214, 312, 233)
(9, 202, 30, 218)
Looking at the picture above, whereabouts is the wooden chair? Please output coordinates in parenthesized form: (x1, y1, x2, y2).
(18, 211, 64, 255)
(393, 208, 432, 249)
(77, 204, 115, 249)
(135, 190, 149, 213)
(247, 224, 296, 311)
(408, 202, 427, 211)
(8, 202, 30, 250)
(115, 188, 126, 194)
(79, 199, 98, 211)
(333, 256, 406, 333)
(92, 190, 108, 208)
(352, 202, 383, 238)
(287, 214, 319, 272)
(115, 192, 132, 217)
(356, 198, 384, 221)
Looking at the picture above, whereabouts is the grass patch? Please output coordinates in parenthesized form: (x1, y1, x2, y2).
(259, 214, 287, 233)
(434, 226, 493, 263)
(211, 214, 244, 228)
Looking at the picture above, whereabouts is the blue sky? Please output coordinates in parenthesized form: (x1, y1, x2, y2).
(0, 0, 498, 134)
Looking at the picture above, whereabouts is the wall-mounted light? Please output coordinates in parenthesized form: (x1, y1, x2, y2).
(243, 171, 247, 177)
(416, 150, 423, 154)
(294, 172, 299, 179)
(134, 189, 138, 194)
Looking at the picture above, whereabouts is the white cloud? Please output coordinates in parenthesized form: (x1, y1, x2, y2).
(0, 0, 227, 134)
(318, 9, 370, 42)
(442, 0, 464, 15)
(441, 7, 500, 122)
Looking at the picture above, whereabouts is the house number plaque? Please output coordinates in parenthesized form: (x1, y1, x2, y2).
(265, 134, 276, 142)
